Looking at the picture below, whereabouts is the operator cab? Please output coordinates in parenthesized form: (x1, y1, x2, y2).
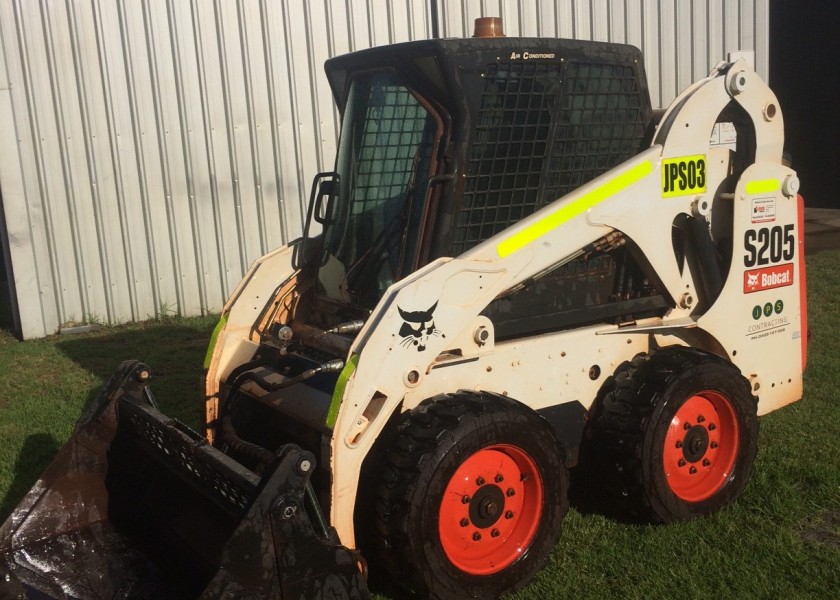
(305, 35, 665, 338)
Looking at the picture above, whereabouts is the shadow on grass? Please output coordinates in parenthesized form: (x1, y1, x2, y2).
(567, 465, 638, 523)
(566, 443, 647, 526)
(55, 317, 217, 427)
(55, 319, 215, 382)
(0, 279, 15, 338)
(0, 433, 61, 523)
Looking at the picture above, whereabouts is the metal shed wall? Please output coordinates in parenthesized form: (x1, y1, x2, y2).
(0, 0, 769, 339)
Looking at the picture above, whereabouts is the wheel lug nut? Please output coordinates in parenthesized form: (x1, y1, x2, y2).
(495, 474, 504, 483)
(689, 466, 698, 474)
(678, 459, 686, 467)
(462, 495, 471, 504)
(472, 532, 481, 541)
(710, 441, 718, 449)
(506, 488, 516, 497)
(505, 510, 514, 519)
(683, 422, 691, 430)
(476, 476, 485, 486)
(708, 423, 717, 431)
(702, 459, 711, 467)
(460, 518, 469, 527)
(675, 440, 683, 448)
(491, 529, 500, 538)
(697, 415, 706, 423)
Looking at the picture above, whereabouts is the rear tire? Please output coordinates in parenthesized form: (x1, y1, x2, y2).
(590, 347, 758, 523)
(374, 392, 567, 599)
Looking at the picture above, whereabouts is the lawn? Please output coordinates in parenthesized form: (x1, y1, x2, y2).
(0, 252, 838, 599)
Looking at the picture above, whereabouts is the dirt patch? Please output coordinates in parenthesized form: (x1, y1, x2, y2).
(800, 511, 840, 549)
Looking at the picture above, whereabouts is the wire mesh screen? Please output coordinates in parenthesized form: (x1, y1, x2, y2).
(545, 61, 646, 194)
(451, 59, 648, 255)
(351, 82, 429, 217)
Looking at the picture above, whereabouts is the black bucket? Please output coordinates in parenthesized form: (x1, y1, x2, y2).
(0, 361, 367, 599)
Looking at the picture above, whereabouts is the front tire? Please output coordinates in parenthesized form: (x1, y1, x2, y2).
(590, 347, 758, 523)
(374, 392, 567, 599)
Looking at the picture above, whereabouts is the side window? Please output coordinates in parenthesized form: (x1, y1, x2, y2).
(321, 73, 439, 307)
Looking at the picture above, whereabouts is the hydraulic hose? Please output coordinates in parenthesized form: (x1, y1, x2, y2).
(220, 416, 275, 470)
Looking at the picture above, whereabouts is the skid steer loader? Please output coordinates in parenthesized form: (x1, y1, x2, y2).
(0, 17, 806, 600)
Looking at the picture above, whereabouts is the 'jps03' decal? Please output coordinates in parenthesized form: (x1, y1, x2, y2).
(744, 225, 794, 267)
(662, 155, 706, 197)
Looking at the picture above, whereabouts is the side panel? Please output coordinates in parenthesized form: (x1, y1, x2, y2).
(203, 242, 301, 440)
(400, 326, 648, 417)
(698, 163, 804, 415)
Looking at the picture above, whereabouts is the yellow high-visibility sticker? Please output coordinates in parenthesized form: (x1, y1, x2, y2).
(203, 313, 228, 369)
(326, 354, 359, 429)
(745, 179, 780, 195)
(496, 160, 653, 258)
(662, 155, 707, 197)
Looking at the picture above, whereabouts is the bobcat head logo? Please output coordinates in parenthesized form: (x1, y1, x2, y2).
(398, 301, 445, 352)
(746, 272, 759, 289)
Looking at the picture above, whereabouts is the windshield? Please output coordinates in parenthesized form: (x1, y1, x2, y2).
(318, 72, 439, 309)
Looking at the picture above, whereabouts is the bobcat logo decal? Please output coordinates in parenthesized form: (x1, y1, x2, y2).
(398, 301, 445, 351)
(746, 272, 759, 291)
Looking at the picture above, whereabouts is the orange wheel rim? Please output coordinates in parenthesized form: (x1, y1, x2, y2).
(663, 392, 740, 502)
(438, 445, 543, 575)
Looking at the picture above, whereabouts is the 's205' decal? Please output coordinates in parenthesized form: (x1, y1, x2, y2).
(744, 224, 794, 268)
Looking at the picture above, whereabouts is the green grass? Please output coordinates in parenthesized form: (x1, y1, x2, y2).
(0, 253, 838, 598)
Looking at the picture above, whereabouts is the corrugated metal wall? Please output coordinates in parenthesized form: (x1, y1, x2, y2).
(0, 0, 769, 339)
